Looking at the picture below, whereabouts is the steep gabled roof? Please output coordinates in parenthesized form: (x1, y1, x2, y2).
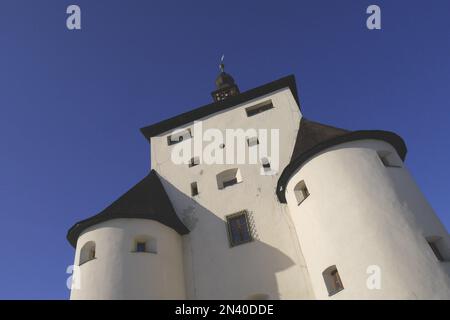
(66, 170, 189, 247)
(140, 75, 299, 140)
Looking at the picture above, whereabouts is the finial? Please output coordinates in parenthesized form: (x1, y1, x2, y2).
(219, 54, 225, 73)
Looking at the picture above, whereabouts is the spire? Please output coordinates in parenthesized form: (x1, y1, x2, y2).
(211, 55, 240, 102)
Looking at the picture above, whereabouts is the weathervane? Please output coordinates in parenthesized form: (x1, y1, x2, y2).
(219, 54, 225, 73)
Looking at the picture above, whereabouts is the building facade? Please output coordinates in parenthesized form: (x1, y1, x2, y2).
(67, 68, 450, 299)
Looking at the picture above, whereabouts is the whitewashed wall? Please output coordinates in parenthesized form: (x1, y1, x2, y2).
(70, 218, 186, 300)
(150, 88, 315, 299)
(285, 139, 450, 299)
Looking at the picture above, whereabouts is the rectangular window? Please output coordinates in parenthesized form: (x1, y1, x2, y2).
(167, 128, 192, 146)
(245, 100, 274, 117)
(226, 211, 253, 247)
(191, 182, 199, 196)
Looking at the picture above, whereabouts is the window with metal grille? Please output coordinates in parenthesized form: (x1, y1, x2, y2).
(226, 211, 253, 247)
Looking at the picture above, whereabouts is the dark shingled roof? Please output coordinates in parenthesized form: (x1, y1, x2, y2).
(276, 118, 407, 203)
(291, 118, 350, 159)
(66, 170, 189, 247)
(140, 75, 299, 140)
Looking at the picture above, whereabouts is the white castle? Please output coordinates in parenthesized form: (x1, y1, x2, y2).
(68, 66, 450, 299)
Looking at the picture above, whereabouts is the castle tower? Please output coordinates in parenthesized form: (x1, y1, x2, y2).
(67, 69, 450, 300)
(278, 120, 450, 299)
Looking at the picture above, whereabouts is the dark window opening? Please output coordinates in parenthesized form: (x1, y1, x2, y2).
(136, 241, 146, 253)
(167, 129, 192, 146)
(294, 180, 309, 205)
(426, 237, 447, 262)
(191, 182, 199, 196)
(223, 177, 238, 189)
(189, 156, 200, 168)
(323, 265, 344, 296)
(245, 100, 274, 117)
(226, 211, 253, 247)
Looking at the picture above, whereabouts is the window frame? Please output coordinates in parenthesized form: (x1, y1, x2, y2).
(226, 210, 253, 247)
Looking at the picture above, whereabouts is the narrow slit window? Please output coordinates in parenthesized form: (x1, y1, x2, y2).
(226, 211, 253, 247)
(294, 180, 309, 205)
(245, 100, 274, 117)
(191, 182, 199, 196)
(323, 265, 344, 296)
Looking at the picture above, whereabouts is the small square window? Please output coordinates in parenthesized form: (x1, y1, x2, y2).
(191, 182, 199, 196)
(226, 211, 253, 247)
(189, 156, 200, 168)
(294, 180, 309, 205)
(136, 241, 146, 252)
(247, 137, 259, 147)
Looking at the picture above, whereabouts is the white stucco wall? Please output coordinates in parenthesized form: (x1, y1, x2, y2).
(285, 139, 450, 299)
(70, 218, 186, 300)
(150, 88, 315, 299)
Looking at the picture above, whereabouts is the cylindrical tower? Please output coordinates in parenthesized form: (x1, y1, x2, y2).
(283, 138, 450, 299)
(70, 218, 186, 300)
(67, 170, 189, 300)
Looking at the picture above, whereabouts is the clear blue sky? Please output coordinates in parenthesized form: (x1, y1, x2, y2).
(0, 0, 449, 299)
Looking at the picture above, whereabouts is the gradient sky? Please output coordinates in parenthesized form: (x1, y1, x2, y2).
(0, 0, 449, 299)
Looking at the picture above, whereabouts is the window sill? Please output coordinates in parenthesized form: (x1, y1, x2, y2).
(229, 238, 254, 248)
(130, 251, 157, 254)
(79, 257, 96, 266)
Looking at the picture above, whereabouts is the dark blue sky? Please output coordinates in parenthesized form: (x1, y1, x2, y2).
(0, 0, 449, 299)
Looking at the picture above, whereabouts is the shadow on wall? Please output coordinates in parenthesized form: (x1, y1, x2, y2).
(158, 176, 295, 300)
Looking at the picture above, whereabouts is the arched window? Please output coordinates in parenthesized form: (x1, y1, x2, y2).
(322, 265, 344, 296)
(294, 180, 309, 205)
(133, 235, 157, 254)
(79, 241, 96, 265)
(216, 168, 242, 190)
